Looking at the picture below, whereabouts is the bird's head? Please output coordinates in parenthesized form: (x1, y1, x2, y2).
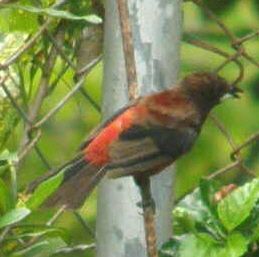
(181, 72, 243, 109)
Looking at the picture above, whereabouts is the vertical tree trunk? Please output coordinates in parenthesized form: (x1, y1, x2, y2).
(96, 1, 182, 256)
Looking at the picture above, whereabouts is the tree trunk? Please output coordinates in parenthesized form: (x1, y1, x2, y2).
(96, 1, 182, 256)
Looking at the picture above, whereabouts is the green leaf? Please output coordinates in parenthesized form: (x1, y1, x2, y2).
(26, 169, 64, 209)
(179, 233, 247, 257)
(10, 241, 50, 257)
(0, 149, 17, 165)
(0, 207, 30, 228)
(224, 233, 248, 257)
(0, 178, 13, 213)
(10, 237, 67, 257)
(1, 4, 102, 24)
(217, 179, 259, 231)
(160, 238, 180, 257)
(173, 186, 223, 238)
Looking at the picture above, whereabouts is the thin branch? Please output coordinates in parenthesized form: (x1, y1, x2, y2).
(117, 0, 138, 100)
(79, 87, 101, 113)
(192, 0, 236, 41)
(209, 114, 236, 150)
(73, 211, 96, 239)
(134, 176, 158, 257)
(0, 77, 31, 124)
(46, 205, 66, 226)
(209, 114, 255, 177)
(46, 30, 77, 70)
(18, 26, 66, 162)
(17, 130, 42, 162)
(33, 145, 52, 169)
(234, 30, 259, 45)
(207, 161, 240, 179)
(32, 56, 101, 129)
(184, 37, 244, 85)
(231, 132, 259, 160)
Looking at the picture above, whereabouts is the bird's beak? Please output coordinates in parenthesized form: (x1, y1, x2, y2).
(229, 85, 243, 98)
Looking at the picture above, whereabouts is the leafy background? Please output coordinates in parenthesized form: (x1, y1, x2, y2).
(0, 0, 258, 256)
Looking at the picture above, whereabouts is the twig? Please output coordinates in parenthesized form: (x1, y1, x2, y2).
(46, 205, 66, 226)
(209, 114, 255, 177)
(184, 37, 244, 85)
(209, 114, 236, 150)
(192, 0, 236, 41)
(234, 30, 259, 45)
(79, 87, 101, 113)
(32, 56, 101, 129)
(46, 30, 77, 70)
(231, 132, 259, 160)
(33, 145, 52, 169)
(73, 211, 96, 239)
(26, 206, 66, 247)
(17, 130, 42, 162)
(117, 0, 138, 100)
(207, 160, 240, 179)
(116, 1, 158, 256)
(135, 176, 158, 257)
(0, 77, 31, 124)
(18, 26, 66, 161)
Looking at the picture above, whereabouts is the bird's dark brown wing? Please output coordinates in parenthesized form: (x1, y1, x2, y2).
(107, 125, 198, 178)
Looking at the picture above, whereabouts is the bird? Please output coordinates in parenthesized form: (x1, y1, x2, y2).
(27, 72, 242, 209)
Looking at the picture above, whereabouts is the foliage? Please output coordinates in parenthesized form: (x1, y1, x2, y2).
(160, 179, 259, 257)
(0, 0, 258, 256)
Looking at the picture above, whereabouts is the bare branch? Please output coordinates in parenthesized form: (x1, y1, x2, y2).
(32, 56, 101, 129)
(117, 0, 138, 100)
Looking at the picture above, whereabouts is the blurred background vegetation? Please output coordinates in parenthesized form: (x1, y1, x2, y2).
(0, 0, 258, 256)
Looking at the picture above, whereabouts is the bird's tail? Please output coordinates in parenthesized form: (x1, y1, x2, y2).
(27, 154, 106, 209)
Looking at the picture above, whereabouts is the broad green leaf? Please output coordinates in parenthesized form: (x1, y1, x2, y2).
(0, 207, 30, 228)
(0, 178, 13, 213)
(10, 237, 67, 257)
(179, 233, 247, 257)
(1, 4, 102, 24)
(217, 179, 259, 231)
(224, 233, 248, 257)
(26, 169, 65, 209)
(175, 188, 209, 223)
(173, 186, 224, 238)
(10, 241, 50, 257)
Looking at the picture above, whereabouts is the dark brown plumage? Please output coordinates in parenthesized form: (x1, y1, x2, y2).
(29, 72, 242, 208)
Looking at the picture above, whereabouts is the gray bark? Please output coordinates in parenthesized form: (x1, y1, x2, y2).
(96, 1, 182, 256)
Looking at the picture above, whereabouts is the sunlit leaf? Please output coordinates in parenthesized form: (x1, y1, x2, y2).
(26, 169, 65, 209)
(179, 233, 247, 257)
(0, 178, 13, 213)
(217, 179, 259, 231)
(0, 207, 30, 228)
(1, 4, 102, 24)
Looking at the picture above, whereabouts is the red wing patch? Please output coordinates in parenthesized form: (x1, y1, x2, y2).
(84, 106, 147, 165)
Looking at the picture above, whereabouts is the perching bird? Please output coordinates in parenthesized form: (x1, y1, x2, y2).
(28, 72, 242, 208)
